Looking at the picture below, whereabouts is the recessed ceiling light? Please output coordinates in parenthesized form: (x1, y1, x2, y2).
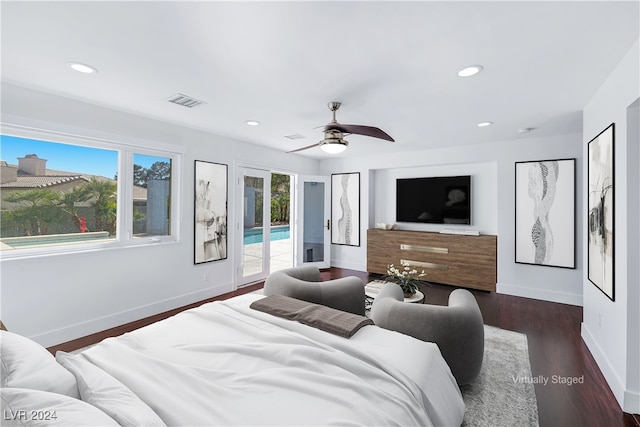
(477, 121, 493, 127)
(68, 62, 98, 74)
(245, 120, 260, 126)
(458, 65, 483, 77)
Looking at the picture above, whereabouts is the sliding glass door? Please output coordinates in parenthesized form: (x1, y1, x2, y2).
(236, 169, 328, 287)
(238, 167, 271, 286)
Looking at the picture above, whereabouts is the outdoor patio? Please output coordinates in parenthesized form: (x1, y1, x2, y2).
(242, 236, 293, 277)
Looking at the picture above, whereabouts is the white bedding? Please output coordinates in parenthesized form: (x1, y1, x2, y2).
(76, 294, 464, 426)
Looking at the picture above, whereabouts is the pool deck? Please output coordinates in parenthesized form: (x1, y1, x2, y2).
(243, 237, 293, 276)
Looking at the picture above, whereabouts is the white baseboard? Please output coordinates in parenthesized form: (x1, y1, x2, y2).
(31, 281, 233, 348)
(330, 259, 366, 272)
(581, 323, 626, 410)
(497, 282, 583, 306)
(624, 389, 640, 415)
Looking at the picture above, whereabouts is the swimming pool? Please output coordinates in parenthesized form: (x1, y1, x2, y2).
(243, 225, 290, 244)
(0, 231, 111, 249)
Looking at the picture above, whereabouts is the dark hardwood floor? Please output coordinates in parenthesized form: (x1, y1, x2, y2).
(48, 268, 639, 427)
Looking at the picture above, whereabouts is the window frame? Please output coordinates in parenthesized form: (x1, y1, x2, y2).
(0, 123, 183, 259)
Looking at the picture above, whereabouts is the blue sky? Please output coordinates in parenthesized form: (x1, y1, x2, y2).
(1, 135, 167, 179)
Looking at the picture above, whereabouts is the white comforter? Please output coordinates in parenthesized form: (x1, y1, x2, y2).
(77, 294, 464, 426)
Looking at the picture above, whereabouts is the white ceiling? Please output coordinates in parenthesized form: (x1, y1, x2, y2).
(1, 1, 638, 159)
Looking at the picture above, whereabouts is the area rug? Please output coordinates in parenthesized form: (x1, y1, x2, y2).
(460, 325, 539, 426)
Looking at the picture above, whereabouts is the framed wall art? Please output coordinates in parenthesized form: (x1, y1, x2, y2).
(331, 172, 360, 246)
(515, 158, 576, 268)
(194, 160, 228, 264)
(587, 123, 615, 301)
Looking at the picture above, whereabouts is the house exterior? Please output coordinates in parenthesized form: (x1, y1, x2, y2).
(1, 154, 90, 196)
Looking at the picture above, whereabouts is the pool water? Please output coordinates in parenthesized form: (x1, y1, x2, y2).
(0, 231, 111, 248)
(244, 225, 290, 244)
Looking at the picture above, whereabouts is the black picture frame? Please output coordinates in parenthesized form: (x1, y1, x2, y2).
(587, 123, 615, 301)
(331, 172, 360, 246)
(194, 160, 228, 264)
(514, 158, 576, 269)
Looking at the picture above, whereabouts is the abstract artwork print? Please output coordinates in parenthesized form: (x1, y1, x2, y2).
(194, 160, 228, 264)
(331, 172, 360, 246)
(515, 159, 575, 268)
(588, 123, 615, 300)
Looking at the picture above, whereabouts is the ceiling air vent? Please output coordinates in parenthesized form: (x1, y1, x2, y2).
(284, 133, 306, 140)
(166, 93, 206, 108)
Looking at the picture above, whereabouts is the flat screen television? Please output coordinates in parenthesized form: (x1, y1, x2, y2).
(396, 175, 471, 224)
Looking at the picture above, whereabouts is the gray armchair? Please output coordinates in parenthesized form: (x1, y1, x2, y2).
(370, 283, 484, 385)
(263, 266, 365, 316)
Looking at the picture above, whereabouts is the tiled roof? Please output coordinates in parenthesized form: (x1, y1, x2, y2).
(0, 175, 89, 189)
(1, 164, 147, 197)
(17, 168, 81, 177)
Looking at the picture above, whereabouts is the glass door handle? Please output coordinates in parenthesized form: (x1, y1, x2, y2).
(326, 219, 331, 230)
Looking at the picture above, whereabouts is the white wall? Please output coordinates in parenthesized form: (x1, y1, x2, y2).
(581, 38, 640, 413)
(629, 98, 640, 415)
(628, 98, 640, 415)
(320, 132, 583, 305)
(0, 83, 320, 347)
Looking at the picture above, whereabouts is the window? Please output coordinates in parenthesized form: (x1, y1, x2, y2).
(132, 154, 172, 238)
(0, 130, 180, 256)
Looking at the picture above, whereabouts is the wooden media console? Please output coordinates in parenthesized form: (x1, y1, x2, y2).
(367, 228, 497, 292)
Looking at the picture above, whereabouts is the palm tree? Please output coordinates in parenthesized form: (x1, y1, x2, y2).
(58, 186, 92, 232)
(2, 189, 60, 235)
(82, 178, 117, 235)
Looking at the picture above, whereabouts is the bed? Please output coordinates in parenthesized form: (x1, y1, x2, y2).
(1, 293, 465, 426)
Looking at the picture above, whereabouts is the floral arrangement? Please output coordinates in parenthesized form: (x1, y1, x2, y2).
(383, 261, 426, 296)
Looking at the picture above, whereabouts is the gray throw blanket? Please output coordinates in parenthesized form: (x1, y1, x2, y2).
(250, 295, 373, 338)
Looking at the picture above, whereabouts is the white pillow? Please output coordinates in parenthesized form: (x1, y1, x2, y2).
(0, 331, 79, 398)
(55, 352, 166, 427)
(0, 388, 119, 426)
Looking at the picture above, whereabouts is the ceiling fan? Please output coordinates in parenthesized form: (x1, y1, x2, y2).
(287, 102, 394, 154)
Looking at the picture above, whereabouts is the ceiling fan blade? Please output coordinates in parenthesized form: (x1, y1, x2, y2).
(324, 124, 394, 142)
(286, 142, 320, 153)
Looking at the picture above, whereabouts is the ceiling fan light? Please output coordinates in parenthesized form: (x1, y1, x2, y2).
(320, 141, 348, 154)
